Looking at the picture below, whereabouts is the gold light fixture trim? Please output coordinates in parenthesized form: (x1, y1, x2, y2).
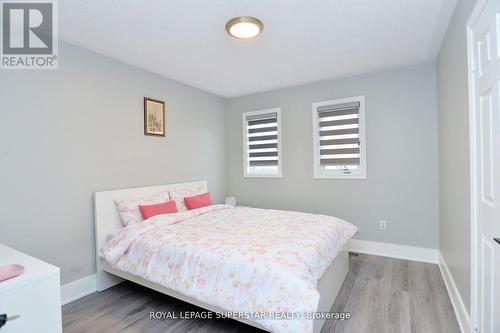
(226, 16, 263, 39)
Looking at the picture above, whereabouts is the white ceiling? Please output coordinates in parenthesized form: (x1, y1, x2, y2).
(59, 0, 457, 98)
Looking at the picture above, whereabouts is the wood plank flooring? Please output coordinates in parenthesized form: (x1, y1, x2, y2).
(63, 254, 460, 333)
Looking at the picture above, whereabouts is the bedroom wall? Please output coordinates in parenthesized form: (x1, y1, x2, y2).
(436, 0, 476, 314)
(225, 63, 439, 249)
(0, 41, 226, 285)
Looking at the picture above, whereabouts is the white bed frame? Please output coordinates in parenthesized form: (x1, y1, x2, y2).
(94, 181, 349, 333)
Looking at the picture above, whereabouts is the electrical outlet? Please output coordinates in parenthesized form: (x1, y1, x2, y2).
(379, 220, 387, 230)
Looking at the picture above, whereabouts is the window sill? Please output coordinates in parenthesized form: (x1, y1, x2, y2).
(313, 173, 367, 180)
(244, 173, 282, 179)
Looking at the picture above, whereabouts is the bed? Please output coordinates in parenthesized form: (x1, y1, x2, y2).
(94, 181, 357, 333)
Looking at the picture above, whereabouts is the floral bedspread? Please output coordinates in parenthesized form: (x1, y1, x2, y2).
(102, 205, 358, 333)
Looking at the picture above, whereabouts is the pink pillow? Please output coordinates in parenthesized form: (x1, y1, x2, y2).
(184, 192, 213, 210)
(114, 191, 170, 226)
(139, 200, 178, 219)
(169, 183, 207, 212)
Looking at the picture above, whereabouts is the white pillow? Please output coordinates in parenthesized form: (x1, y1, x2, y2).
(169, 184, 207, 212)
(114, 191, 170, 226)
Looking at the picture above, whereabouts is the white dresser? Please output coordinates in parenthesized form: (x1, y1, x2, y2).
(0, 244, 62, 333)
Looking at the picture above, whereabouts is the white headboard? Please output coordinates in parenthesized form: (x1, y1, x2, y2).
(94, 181, 207, 260)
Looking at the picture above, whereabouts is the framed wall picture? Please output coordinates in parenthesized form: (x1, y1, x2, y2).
(144, 97, 165, 137)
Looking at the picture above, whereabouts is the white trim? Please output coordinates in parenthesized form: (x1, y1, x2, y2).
(312, 95, 367, 179)
(467, 1, 487, 330)
(242, 108, 282, 178)
(439, 254, 472, 333)
(348, 239, 439, 263)
(61, 274, 97, 305)
(348, 240, 472, 330)
(467, 0, 487, 28)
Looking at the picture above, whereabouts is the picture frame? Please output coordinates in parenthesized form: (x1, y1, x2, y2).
(144, 97, 165, 137)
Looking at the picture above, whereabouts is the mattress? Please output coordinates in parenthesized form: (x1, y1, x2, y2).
(102, 205, 358, 333)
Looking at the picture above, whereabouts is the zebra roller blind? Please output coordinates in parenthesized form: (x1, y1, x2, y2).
(317, 101, 360, 167)
(313, 96, 366, 178)
(244, 109, 281, 176)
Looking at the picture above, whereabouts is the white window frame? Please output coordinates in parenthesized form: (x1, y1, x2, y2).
(312, 96, 367, 179)
(242, 108, 282, 178)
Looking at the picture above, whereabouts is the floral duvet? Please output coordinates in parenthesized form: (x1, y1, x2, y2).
(102, 205, 358, 333)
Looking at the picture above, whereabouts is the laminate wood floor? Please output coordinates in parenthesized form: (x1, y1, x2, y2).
(62, 254, 460, 333)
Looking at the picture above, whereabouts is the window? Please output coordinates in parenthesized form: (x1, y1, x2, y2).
(243, 108, 282, 177)
(312, 96, 366, 179)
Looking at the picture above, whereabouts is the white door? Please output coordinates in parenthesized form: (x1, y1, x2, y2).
(468, 0, 500, 332)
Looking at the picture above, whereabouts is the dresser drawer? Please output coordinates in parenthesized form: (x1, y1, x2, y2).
(0, 274, 62, 333)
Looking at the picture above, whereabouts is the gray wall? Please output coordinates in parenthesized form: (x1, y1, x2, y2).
(226, 63, 439, 249)
(436, 0, 476, 314)
(0, 41, 226, 284)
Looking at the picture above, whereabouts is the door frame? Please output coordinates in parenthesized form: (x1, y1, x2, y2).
(467, 0, 489, 331)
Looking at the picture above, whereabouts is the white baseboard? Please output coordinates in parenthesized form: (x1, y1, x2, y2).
(348, 239, 439, 264)
(61, 274, 97, 305)
(438, 254, 471, 333)
(348, 240, 469, 331)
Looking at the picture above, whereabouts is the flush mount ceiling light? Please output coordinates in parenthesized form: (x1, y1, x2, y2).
(226, 16, 263, 39)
